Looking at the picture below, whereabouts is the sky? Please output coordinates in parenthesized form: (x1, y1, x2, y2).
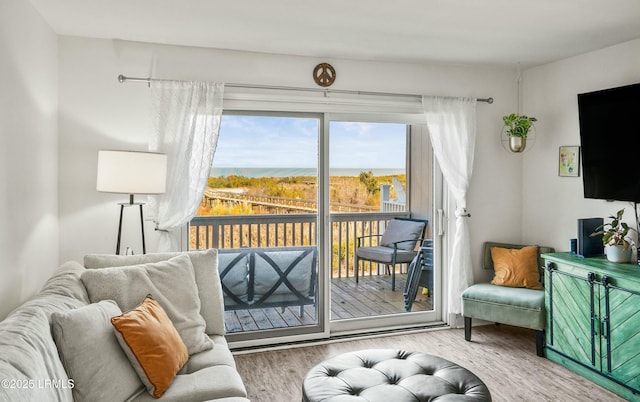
(212, 115, 406, 169)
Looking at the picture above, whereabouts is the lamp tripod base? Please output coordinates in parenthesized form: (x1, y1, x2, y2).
(116, 194, 146, 255)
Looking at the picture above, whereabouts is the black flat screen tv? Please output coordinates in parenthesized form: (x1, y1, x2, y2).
(578, 82, 640, 202)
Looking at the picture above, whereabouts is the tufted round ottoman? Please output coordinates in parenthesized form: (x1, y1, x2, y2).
(302, 349, 491, 402)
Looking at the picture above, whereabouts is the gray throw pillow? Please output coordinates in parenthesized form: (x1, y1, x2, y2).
(51, 300, 144, 402)
(80, 254, 212, 355)
(84, 249, 224, 336)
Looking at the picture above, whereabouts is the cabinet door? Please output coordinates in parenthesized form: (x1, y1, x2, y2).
(546, 267, 597, 367)
(601, 281, 640, 391)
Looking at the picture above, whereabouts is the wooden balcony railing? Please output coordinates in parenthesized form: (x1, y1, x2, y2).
(189, 211, 410, 279)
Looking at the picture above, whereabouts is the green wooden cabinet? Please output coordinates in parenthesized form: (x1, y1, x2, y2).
(543, 253, 640, 401)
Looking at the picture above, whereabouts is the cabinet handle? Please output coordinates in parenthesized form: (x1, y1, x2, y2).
(601, 318, 608, 339)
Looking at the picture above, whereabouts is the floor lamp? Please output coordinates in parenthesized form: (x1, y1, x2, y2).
(97, 150, 167, 255)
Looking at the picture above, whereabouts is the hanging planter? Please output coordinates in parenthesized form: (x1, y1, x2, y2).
(509, 135, 527, 153)
(501, 113, 537, 153)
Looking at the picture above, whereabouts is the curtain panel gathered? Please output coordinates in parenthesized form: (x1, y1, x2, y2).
(148, 81, 224, 251)
(422, 96, 476, 315)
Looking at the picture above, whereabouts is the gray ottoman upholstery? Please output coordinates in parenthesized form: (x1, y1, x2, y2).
(302, 349, 491, 402)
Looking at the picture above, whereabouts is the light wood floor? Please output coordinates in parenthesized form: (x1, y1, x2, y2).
(233, 324, 625, 402)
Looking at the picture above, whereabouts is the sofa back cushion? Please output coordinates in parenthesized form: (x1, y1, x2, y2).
(84, 249, 224, 336)
(0, 261, 89, 402)
(80, 255, 212, 355)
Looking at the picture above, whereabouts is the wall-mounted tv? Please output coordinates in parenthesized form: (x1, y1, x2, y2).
(578, 82, 640, 203)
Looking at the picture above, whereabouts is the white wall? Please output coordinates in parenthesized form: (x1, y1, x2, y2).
(522, 39, 640, 251)
(57, 37, 520, 285)
(0, 0, 58, 319)
(2, 6, 636, 323)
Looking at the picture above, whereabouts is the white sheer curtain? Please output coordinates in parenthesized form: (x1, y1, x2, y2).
(148, 80, 224, 251)
(422, 96, 476, 315)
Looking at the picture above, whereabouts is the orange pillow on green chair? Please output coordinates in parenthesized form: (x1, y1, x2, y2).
(490, 246, 542, 290)
(111, 295, 188, 398)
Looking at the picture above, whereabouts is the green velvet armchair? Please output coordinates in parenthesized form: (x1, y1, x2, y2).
(462, 241, 554, 356)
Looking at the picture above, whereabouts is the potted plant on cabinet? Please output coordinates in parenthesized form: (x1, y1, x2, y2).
(502, 113, 536, 153)
(591, 209, 634, 263)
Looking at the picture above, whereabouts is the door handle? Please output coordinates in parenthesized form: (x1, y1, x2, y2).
(437, 209, 445, 236)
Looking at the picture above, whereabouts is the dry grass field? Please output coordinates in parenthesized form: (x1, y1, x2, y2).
(198, 173, 405, 216)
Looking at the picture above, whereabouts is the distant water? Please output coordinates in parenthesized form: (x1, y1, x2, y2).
(210, 167, 404, 178)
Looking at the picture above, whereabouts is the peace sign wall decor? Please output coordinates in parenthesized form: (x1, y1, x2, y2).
(313, 63, 336, 87)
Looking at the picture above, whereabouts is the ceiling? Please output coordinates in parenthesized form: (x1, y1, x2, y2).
(29, 0, 640, 67)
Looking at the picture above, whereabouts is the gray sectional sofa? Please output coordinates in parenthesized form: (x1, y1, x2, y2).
(0, 249, 249, 402)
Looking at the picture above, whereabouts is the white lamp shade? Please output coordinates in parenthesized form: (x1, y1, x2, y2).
(96, 150, 167, 194)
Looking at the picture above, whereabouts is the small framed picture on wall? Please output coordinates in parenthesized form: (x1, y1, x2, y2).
(559, 146, 580, 177)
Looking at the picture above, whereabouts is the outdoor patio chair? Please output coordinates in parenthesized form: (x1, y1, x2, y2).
(354, 217, 427, 291)
(403, 239, 434, 312)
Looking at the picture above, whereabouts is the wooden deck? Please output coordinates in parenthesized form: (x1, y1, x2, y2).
(224, 273, 433, 333)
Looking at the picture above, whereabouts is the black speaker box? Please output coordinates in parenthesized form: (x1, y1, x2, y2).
(577, 218, 604, 258)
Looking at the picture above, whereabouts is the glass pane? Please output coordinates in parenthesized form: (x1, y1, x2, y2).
(190, 114, 319, 336)
(329, 121, 432, 321)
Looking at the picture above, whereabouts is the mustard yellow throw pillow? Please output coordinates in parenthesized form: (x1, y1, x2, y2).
(490, 246, 542, 290)
(111, 296, 188, 398)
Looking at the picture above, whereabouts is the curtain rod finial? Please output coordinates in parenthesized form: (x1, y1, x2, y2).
(487, 97, 494, 104)
(118, 74, 126, 83)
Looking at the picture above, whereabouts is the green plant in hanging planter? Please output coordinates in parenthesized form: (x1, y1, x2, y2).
(502, 113, 536, 138)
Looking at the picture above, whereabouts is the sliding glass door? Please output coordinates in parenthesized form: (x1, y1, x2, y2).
(190, 110, 441, 345)
(190, 112, 323, 343)
(327, 117, 439, 334)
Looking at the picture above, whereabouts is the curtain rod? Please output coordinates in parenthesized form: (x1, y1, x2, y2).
(117, 74, 494, 104)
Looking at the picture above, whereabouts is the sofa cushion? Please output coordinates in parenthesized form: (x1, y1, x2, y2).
(112, 296, 189, 398)
(130, 365, 248, 402)
(51, 300, 143, 402)
(182, 335, 237, 374)
(0, 261, 88, 402)
(84, 249, 225, 336)
(490, 245, 542, 289)
(81, 254, 212, 355)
